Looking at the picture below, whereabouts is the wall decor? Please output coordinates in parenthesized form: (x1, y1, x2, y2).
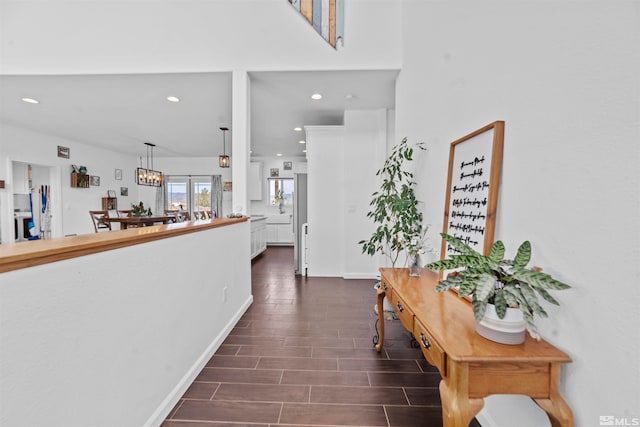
(270, 168, 280, 177)
(115, 169, 122, 180)
(440, 121, 504, 258)
(223, 181, 232, 192)
(283, 161, 293, 171)
(90, 176, 101, 186)
(287, 0, 344, 48)
(57, 145, 70, 159)
(120, 187, 128, 196)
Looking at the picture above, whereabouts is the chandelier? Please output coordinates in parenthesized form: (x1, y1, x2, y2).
(136, 142, 163, 187)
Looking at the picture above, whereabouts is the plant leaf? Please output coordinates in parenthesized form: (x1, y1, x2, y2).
(457, 275, 479, 297)
(426, 254, 485, 271)
(488, 240, 505, 263)
(513, 241, 531, 268)
(512, 268, 571, 290)
(441, 233, 482, 257)
(472, 296, 488, 321)
(533, 286, 560, 305)
(435, 275, 462, 292)
(474, 273, 496, 302)
(493, 290, 507, 318)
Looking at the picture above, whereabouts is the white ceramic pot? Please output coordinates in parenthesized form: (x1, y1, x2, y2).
(475, 303, 526, 345)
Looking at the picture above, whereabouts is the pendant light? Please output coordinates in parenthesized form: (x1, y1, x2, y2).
(136, 142, 163, 187)
(219, 127, 230, 168)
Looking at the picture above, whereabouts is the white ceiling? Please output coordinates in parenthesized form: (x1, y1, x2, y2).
(0, 70, 398, 159)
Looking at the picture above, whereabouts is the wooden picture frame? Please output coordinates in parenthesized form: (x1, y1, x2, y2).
(440, 121, 505, 259)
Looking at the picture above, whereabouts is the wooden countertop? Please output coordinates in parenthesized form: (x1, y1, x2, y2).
(0, 217, 248, 273)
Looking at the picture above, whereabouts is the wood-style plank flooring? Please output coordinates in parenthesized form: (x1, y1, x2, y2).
(163, 246, 480, 426)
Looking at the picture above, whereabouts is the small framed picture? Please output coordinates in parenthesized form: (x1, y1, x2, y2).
(115, 168, 122, 180)
(223, 181, 233, 192)
(120, 187, 128, 196)
(283, 161, 292, 171)
(107, 190, 117, 198)
(270, 168, 279, 177)
(57, 145, 70, 159)
(90, 176, 100, 186)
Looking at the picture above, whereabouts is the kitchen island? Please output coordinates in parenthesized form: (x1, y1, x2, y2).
(0, 217, 252, 427)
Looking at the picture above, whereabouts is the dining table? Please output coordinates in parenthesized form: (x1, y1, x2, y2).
(102, 215, 176, 230)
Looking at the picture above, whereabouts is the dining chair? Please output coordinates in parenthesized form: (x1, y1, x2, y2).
(117, 210, 133, 218)
(89, 210, 111, 233)
(164, 210, 180, 223)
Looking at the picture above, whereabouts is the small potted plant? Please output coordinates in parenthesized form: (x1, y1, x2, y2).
(425, 233, 571, 344)
(131, 201, 151, 217)
(272, 190, 285, 214)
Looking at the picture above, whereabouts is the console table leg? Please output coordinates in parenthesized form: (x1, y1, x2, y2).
(440, 363, 484, 427)
(374, 287, 385, 352)
(534, 364, 574, 427)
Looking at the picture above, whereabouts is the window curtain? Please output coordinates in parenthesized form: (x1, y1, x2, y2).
(212, 175, 223, 218)
(155, 184, 165, 216)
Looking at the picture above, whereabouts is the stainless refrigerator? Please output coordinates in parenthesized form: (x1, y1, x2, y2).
(293, 173, 308, 276)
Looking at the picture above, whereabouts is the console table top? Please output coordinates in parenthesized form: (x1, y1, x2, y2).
(380, 267, 571, 363)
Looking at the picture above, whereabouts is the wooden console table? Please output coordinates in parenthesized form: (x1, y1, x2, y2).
(376, 268, 573, 427)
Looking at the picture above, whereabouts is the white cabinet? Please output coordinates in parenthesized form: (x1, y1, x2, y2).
(249, 162, 263, 201)
(250, 217, 267, 259)
(266, 222, 293, 245)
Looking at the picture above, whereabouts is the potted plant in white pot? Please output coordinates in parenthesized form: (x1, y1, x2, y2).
(425, 233, 571, 344)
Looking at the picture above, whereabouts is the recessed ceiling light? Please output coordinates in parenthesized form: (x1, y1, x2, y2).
(21, 97, 39, 104)
(299, 140, 306, 144)
(276, 153, 283, 157)
(311, 93, 322, 100)
(294, 127, 302, 132)
(167, 96, 180, 102)
(345, 94, 354, 99)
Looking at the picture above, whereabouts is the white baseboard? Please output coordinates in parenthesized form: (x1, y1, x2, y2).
(342, 273, 379, 279)
(143, 295, 254, 427)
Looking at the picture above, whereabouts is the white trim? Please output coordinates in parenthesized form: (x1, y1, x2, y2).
(342, 273, 379, 280)
(143, 294, 254, 427)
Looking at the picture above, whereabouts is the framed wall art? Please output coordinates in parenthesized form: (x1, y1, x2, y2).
(440, 121, 505, 258)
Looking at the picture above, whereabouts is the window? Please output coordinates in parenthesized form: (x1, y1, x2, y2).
(268, 178, 294, 206)
(165, 175, 219, 217)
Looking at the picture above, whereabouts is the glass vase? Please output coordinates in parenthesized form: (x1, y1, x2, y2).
(409, 254, 421, 277)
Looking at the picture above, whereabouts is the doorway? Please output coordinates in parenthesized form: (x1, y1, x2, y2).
(0, 161, 61, 244)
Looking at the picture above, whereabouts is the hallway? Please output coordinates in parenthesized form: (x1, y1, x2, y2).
(162, 247, 461, 426)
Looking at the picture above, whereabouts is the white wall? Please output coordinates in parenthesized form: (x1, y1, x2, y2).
(306, 126, 345, 276)
(0, 0, 401, 74)
(396, 2, 640, 426)
(0, 221, 252, 427)
(342, 109, 388, 278)
(0, 123, 140, 239)
(306, 110, 390, 279)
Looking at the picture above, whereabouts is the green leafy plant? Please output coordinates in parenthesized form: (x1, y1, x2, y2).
(359, 138, 426, 267)
(425, 233, 571, 339)
(131, 201, 151, 217)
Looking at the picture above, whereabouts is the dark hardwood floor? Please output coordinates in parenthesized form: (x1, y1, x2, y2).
(162, 246, 480, 427)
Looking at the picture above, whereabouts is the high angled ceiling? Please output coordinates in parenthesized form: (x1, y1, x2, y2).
(0, 70, 398, 159)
